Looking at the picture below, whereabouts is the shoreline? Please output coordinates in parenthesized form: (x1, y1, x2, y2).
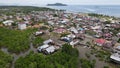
(44, 5, 120, 18)
(0, 5, 120, 17)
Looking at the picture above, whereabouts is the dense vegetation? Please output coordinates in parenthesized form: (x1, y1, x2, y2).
(80, 58, 96, 68)
(0, 50, 13, 68)
(88, 13, 114, 18)
(0, 27, 37, 53)
(88, 13, 109, 17)
(91, 49, 111, 62)
(0, 6, 56, 15)
(33, 37, 44, 47)
(86, 30, 96, 36)
(15, 44, 79, 68)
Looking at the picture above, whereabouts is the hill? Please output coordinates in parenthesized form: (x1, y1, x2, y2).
(47, 3, 67, 6)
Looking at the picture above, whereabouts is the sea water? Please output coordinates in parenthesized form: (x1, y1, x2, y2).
(45, 5, 120, 17)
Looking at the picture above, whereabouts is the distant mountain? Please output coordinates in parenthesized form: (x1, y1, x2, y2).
(47, 3, 67, 6)
(0, 3, 7, 6)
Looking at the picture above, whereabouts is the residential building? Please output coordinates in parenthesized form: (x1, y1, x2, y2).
(3, 20, 13, 26)
(18, 23, 26, 30)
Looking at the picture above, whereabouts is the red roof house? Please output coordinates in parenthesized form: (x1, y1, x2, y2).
(95, 39, 106, 46)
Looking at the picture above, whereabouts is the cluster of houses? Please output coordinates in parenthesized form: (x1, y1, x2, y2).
(37, 39, 60, 54)
(30, 11, 120, 64)
(44, 12, 120, 64)
(1, 8, 120, 64)
(0, 10, 65, 30)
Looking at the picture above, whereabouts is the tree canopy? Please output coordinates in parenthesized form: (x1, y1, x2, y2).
(0, 50, 13, 68)
(15, 44, 79, 68)
(0, 27, 37, 53)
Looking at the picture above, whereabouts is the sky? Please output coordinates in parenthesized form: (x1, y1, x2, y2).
(0, 0, 120, 5)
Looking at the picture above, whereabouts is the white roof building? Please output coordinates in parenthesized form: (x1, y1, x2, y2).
(115, 46, 120, 52)
(110, 53, 120, 63)
(43, 39, 53, 44)
(35, 31, 44, 36)
(3, 20, 14, 26)
(18, 23, 26, 30)
(67, 34, 76, 39)
(91, 26, 101, 30)
(70, 40, 79, 46)
(70, 27, 78, 34)
(45, 46, 56, 54)
(48, 21, 54, 25)
(37, 44, 49, 52)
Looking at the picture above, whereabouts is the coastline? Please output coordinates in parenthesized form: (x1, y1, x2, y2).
(1, 5, 120, 17)
(44, 5, 120, 18)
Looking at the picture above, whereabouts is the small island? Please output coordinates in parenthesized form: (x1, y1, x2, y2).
(47, 3, 67, 6)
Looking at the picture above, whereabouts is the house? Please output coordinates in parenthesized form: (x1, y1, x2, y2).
(110, 46, 120, 64)
(110, 53, 120, 64)
(43, 46, 56, 54)
(60, 19, 69, 24)
(60, 37, 72, 42)
(102, 41, 114, 48)
(93, 35, 101, 38)
(54, 28, 66, 33)
(35, 31, 44, 36)
(102, 41, 114, 51)
(43, 39, 53, 44)
(69, 27, 78, 34)
(3, 20, 14, 26)
(37, 44, 49, 52)
(91, 26, 101, 30)
(67, 34, 76, 39)
(94, 39, 106, 46)
(94, 32, 102, 38)
(117, 33, 120, 38)
(103, 33, 112, 40)
(18, 23, 26, 30)
(115, 46, 120, 52)
(70, 40, 79, 47)
(48, 21, 54, 25)
(37, 38, 60, 54)
(75, 34, 85, 40)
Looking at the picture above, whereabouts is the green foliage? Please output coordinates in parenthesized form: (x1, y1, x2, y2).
(103, 66, 109, 68)
(0, 22, 2, 24)
(49, 28, 53, 32)
(11, 23, 17, 26)
(40, 26, 48, 30)
(0, 50, 13, 68)
(118, 38, 120, 43)
(0, 6, 55, 15)
(88, 13, 110, 18)
(86, 30, 96, 36)
(0, 27, 37, 53)
(80, 58, 95, 68)
(60, 33, 69, 37)
(104, 21, 111, 24)
(33, 37, 44, 47)
(15, 45, 79, 68)
(92, 50, 111, 62)
(85, 53, 90, 58)
(62, 44, 79, 57)
(53, 14, 58, 17)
